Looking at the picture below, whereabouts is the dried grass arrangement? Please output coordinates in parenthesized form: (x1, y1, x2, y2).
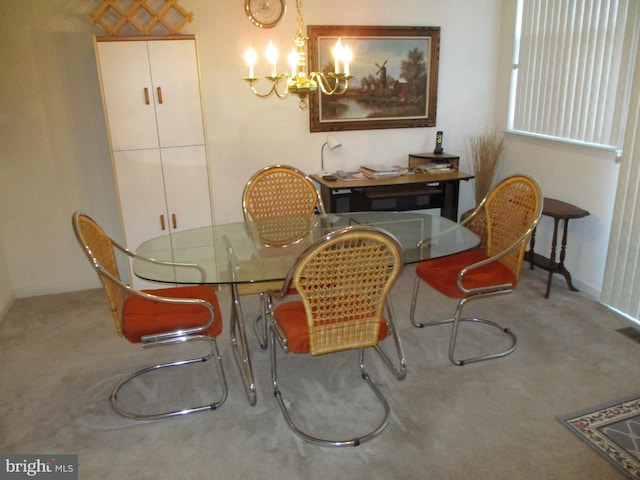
(469, 131, 506, 205)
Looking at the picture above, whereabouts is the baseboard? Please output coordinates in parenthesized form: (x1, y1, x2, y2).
(0, 292, 16, 325)
(12, 279, 220, 299)
(569, 278, 600, 301)
(13, 279, 101, 299)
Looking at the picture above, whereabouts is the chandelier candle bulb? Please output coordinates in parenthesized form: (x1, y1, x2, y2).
(343, 45, 352, 76)
(244, 48, 257, 79)
(266, 41, 278, 77)
(333, 39, 343, 74)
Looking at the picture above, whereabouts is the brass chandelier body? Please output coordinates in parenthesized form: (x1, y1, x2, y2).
(243, 0, 352, 109)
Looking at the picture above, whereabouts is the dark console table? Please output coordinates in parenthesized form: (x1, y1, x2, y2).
(311, 153, 473, 221)
(525, 197, 590, 298)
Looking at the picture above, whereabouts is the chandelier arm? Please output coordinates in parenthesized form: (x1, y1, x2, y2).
(244, 76, 290, 99)
(312, 72, 351, 95)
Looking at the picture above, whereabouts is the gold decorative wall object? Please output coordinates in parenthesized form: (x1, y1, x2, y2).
(90, 0, 193, 36)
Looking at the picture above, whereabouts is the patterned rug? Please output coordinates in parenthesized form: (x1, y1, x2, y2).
(559, 396, 640, 479)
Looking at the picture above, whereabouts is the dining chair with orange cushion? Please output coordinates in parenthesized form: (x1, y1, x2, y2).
(72, 212, 227, 420)
(409, 174, 543, 366)
(268, 226, 406, 447)
(238, 165, 326, 350)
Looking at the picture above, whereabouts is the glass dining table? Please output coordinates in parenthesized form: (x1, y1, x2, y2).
(133, 211, 479, 406)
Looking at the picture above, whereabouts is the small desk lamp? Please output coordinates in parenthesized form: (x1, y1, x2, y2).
(320, 134, 342, 174)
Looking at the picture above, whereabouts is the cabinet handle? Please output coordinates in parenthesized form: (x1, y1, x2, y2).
(144, 87, 150, 105)
(157, 86, 163, 104)
(172, 213, 177, 229)
(160, 215, 166, 230)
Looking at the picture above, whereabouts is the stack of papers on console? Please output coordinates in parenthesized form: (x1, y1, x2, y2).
(424, 164, 454, 173)
(359, 164, 407, 178)
(335, 170, 367, 180)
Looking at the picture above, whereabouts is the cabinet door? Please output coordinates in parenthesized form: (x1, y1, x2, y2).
(161, 145, 212, 232)
(148, 40, 205, 148)
(113, 149, 170, 250)
(96, 41, 160, 151)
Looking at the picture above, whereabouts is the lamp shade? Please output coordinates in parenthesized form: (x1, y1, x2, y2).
(326, 134, 342, 151)
(320, 134, 342, 173)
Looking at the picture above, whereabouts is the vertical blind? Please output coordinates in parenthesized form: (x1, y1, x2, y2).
(510, 0, 639, 151)
(601, 36, 640, 322)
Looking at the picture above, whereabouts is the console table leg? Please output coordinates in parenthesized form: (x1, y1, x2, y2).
(440, 182, 459, 221)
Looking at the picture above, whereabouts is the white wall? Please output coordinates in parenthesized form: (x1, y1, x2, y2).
(197, 0, 504, 223)
(0, 240, 14, 322)
(493, 1, 621, 297)
(3, 0, 615, 304)
(0, 0, 504, 302)
(499, 136, 618, 297)
(0, 1, 120, 301)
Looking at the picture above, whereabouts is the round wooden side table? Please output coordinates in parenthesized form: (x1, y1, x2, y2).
(525, 197, 590, 298)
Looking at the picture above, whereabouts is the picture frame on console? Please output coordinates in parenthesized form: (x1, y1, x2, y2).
(308, 25, 440, 132)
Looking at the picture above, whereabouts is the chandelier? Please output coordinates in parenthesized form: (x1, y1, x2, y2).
(243, 0, 352, 109)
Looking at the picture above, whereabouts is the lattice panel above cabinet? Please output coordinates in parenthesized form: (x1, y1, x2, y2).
(90, 0, 193, 36)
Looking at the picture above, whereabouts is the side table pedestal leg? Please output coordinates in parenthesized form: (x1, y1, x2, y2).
(557, 218, 580, 293)
(545, 219, 560, 299)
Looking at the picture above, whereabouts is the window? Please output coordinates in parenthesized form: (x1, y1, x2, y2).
(508, 0, 639, 154)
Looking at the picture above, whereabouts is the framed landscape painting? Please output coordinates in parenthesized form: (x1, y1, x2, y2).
(308, 25, 440, 132)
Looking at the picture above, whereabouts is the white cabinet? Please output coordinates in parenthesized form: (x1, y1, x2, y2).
(95, 36, 213, 288)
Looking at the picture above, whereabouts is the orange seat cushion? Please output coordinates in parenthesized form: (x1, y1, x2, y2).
(416, 250, 517, 298)
(123, 285, 222, 343)
(274, 300, 388, 354)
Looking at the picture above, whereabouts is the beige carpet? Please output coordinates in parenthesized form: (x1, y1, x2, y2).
(1, 267, 638, 479)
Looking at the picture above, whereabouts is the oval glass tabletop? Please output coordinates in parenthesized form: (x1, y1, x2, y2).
(133, 211, 480, 285)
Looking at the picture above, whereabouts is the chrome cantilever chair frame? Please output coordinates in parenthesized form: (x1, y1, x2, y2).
(409, 174, 543, 366)
(72, 212, 228, 420)
(268, 226, 406, 447)
(240, 165, 326, 351)
(222, 235, 257, 406)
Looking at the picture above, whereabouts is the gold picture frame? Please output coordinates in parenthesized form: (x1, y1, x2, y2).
(308, 25, 440, 132)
